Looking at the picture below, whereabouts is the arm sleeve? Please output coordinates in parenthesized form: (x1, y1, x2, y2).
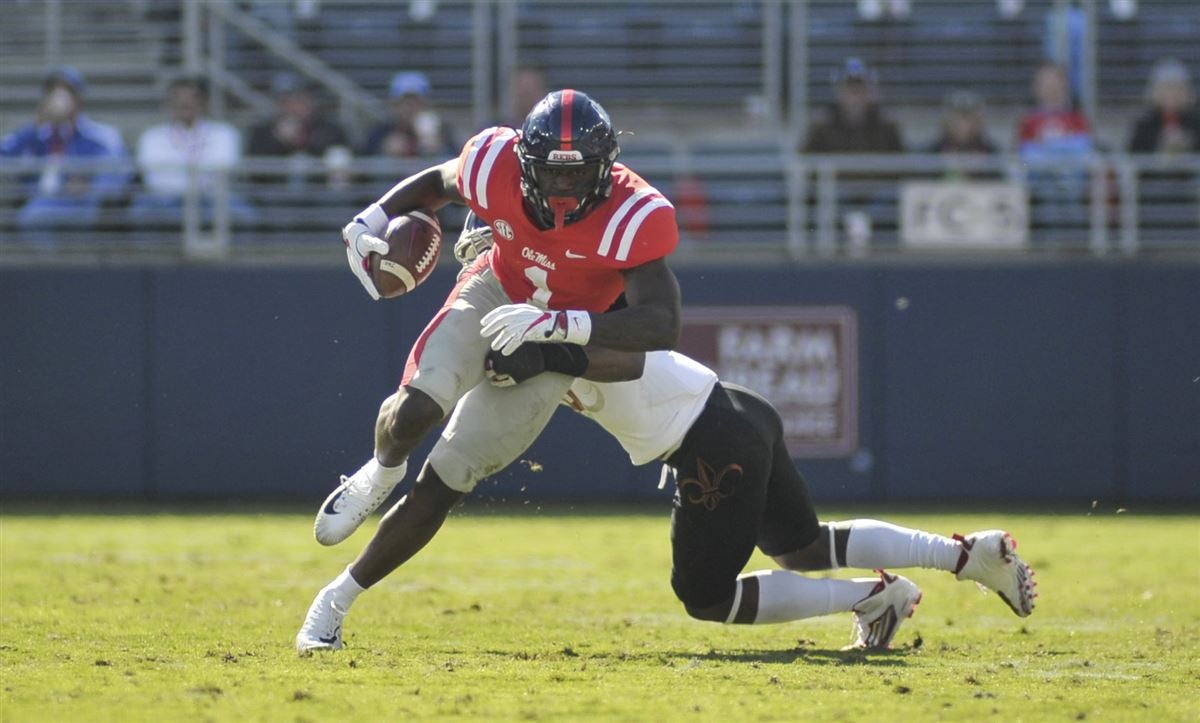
(617, 202, 679, 268)
(455, 126, 518, 212)
(89, 125, 131, 199)
(207, 124, 242, 169)
(0, 127, 33, 157)
(454, 127, 499, 199)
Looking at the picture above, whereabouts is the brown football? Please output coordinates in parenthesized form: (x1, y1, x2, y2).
(369, 210, 443, 299)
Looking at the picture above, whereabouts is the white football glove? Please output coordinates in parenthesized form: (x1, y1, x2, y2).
(479, 303, 592, 356)
(342, 204, 391, 301)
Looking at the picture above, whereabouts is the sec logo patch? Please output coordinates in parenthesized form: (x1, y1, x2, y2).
(494, 220, 515, 240)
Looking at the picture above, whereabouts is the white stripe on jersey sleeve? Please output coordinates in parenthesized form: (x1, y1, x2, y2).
(460, 132, 491, 201)
(614, 197, 673, 262)
(597, 187, 656, 257)
(474, 129, 516, 210)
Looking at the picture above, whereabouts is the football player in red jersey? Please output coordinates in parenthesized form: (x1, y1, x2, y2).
(297, 91, 681, 653)
(296, 217, 1037, 652)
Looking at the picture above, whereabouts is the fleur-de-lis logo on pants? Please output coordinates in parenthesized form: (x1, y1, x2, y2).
(678, 458, 743, 511)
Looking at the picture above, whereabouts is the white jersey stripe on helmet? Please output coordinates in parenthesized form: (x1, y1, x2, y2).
(597, 186, 656, 257)
(615, 196, 672, 262)
(474, 128, 516, 210)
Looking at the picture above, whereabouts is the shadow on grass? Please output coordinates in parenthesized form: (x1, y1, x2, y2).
(665, 647, 914, 667)
(483, 643, 918, 667)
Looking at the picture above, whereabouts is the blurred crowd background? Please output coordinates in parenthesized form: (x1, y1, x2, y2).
(3, 1, 1198, 504)
(0, 0, 1197, 258)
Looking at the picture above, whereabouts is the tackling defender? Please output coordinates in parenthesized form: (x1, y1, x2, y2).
(299, 91, 681, 649)
(485, 342, 1037, 647)
(296, 225, 1037, 653)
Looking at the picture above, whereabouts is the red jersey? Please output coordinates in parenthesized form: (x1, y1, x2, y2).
(1016, 109, 1092, 145)
(455, 126, 678, 313)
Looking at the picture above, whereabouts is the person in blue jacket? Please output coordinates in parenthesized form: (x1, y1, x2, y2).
(1, 68, 130, 247)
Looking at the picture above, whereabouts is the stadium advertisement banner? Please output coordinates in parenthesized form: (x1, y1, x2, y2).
(678, 306, 859, 458)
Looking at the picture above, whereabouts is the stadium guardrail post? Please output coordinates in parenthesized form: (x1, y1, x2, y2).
(472, 1, 494, 133)
(787, 159, 809, 259)
(816, 160, 837, 256)
(207, 4, 227, 120)
(762, 0, 784, 128)
(1117, 158, 1139, 256)
(788, 0, 809, 149)
(183, 0, 202, 75)
(1089, 155, 1109, 255)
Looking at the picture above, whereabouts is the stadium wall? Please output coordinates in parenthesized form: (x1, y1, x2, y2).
(1, 261, 1196, 504)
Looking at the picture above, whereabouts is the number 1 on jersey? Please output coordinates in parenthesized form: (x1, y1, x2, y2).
(524, 266, 552, 308)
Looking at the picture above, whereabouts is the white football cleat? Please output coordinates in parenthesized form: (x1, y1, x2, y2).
(954, 529, 1037, 617)
(847, 570, 922, 650)
(313, 461, 405, 546)
(296, 587, 347, 655)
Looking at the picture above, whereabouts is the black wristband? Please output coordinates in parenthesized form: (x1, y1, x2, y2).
(541, 343, 589, 377)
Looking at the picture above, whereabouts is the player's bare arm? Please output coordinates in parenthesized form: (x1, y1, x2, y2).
(376, 159, 464, 216)
(484, 343, 645, 387)
(479, 259, 682, 356)
(578, 347, 645, 382)
(343, 160, 463, 300)
(588, 258, 681, 351)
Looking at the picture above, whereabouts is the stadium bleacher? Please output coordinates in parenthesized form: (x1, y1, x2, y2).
(0, 0, 1197, 256)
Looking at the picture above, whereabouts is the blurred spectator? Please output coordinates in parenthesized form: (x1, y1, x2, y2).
(1129, 59, 1199, 155)
(928, 91, 999, 182)
(996, 0, 1025, 20)
(247, 73, 350, 158)
(1109, 0, 1137, 21)
(1129, 59, 1198, 241)
(857, 0, 911, 22)
(247, 73, 351, 191)
(803, 58, 902, 252)
(0, 68, 130, 246)
(928, 91, 998, 155)
(1016, 62, 1094, 238)
(1017, 62, 1092, 158)
(803, 58, 903, 153)
(362, 71, 457, 158)
(129, 76, 253, 228)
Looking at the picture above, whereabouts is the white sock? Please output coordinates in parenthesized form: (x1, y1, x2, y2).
(841, 519, 962, 572)
(363, 457, 407, 487)
(744, 569, 879, 624)
(326, 566, 366, 610)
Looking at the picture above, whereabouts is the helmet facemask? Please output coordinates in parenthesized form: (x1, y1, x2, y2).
(527, 158, 604, 230)
(516, 89, 620, 231)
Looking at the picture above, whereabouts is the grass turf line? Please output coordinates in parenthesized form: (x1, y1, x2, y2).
(1, 508, 1197, 721)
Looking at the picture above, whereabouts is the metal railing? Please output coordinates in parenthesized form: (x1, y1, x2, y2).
(11, 2, 1200, 142)
(2, 151, 1196, 261)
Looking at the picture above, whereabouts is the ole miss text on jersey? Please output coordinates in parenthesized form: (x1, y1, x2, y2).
(455, 126, 679, 314)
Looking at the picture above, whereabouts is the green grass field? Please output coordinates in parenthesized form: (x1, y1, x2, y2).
(2, 505, 1197, 722)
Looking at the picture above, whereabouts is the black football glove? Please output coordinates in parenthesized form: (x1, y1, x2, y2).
(485, 344, 545, 387)
(484, 343, 589, 387)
